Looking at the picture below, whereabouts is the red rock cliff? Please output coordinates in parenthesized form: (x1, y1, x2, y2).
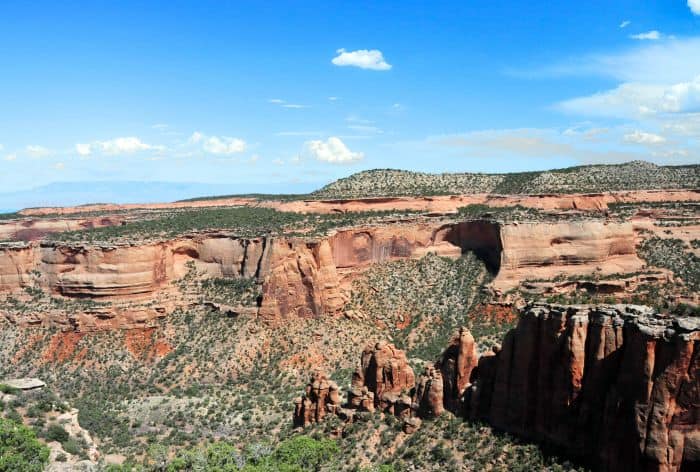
(465, 304, 700, 472)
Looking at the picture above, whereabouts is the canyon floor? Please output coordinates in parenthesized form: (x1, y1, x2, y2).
(0, 162, 699, 471)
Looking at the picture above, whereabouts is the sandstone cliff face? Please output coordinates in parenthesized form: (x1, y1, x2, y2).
(494, 221, 643, 290)
(258, 239, 344, 321)
(0, 237, 267, 298)
(0, 218, 656, 330)
(465, 304, 700, 472)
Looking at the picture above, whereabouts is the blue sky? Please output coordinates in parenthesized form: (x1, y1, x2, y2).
(1, 1, 699, 207)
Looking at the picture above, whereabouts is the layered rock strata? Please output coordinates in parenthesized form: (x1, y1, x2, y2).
(464, 304, 700, 472)
(0, 216, 661, 329)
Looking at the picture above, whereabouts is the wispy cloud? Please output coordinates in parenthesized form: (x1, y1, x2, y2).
(267, 98, 308, 109)
(619, 20, 631, 29)
(332, 48, 392, 71)
(630, 30, 661, 40)
(518, 37, 700, 83)
(25, 145, 51, 158)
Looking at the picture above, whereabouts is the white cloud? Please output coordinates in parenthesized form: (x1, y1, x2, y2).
(189, 132, 246, 155)
(268, 98, 308, 109)
(328, 96, 339, 101)
(630, 30, 661, 40)
(98, 137, 161, 155)
(303, 137, 364, 163)
(619, 20, 631, 29)
(690, 0, 700, 15)
(331, 48, 392, 71)
(25, 145, 51, 157)
(4, 154, 16, 161)
(73, 137, 163, 156)
(75, 143, 92, 156)
(152, 123, 169, 130)
(557, 76, 700, 118)
(528, 37, 700, 83)
(623, 130, 666, 145)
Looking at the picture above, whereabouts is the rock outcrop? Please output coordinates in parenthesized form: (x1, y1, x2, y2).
(292, 305, 699, 471)
(293, 371, 342, 427)
(412, 328, 478, 417)
(465, 304, 700, 472)
(348, 341, 415, 411)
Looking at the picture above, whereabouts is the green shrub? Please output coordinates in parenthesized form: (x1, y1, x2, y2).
(46, 423, 70, 443)
(0, 417, 50, 472)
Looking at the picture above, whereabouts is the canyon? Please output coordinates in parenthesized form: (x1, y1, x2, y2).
(0, 171, 698, 471)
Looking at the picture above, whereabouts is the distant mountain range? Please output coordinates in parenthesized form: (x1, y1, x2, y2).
(0, 181, 319, 213)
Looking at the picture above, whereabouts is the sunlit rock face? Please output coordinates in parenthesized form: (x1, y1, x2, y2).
(465, 303, 700, 472)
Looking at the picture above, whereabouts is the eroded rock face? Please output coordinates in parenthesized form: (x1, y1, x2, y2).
(465, 303, 700, 472)
(258, 239, 344, 321)
(349, 340, 415, 410)
(412, 327, 479, 417)
(293, 371, 342, 427)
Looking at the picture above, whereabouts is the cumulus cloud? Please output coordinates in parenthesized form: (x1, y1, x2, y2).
(98, 137, 162, 155)
(332, 48, 392, 71)
(303, 137, 364, 163)
(690, 0, 700, 15)
(75, 143, 92, 156)
(72, 137, 162, 156)
(190, 132, 246, 155)
(25, 145, 51, 157)
(623, 130, 666, 145)
(630, 30, 661, 40)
